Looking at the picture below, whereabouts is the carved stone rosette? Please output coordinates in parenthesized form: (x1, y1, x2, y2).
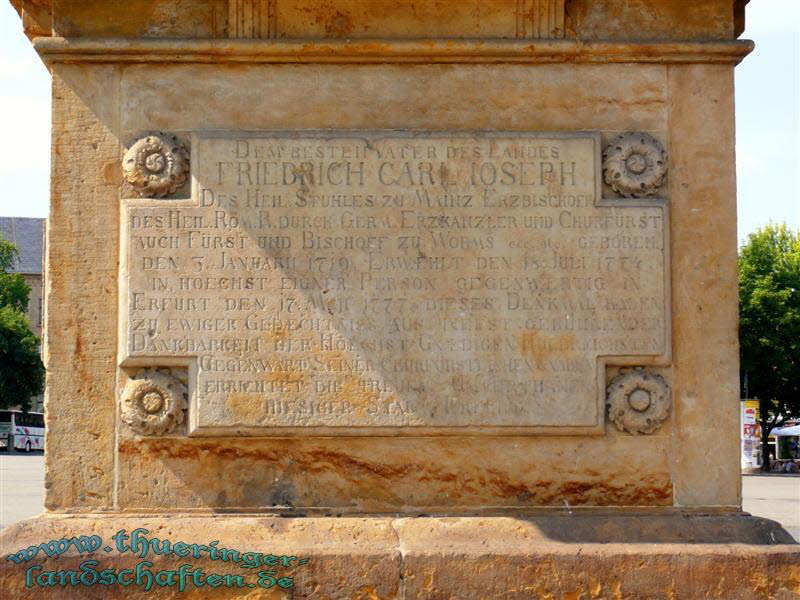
(603, 132, 667, 198)
(122, 132, 189, 198)
(606, 368, 670, 434)
(120, 369, 187, 435)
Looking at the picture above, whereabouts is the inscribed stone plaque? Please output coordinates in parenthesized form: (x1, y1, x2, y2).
(120, 132, 668, 435)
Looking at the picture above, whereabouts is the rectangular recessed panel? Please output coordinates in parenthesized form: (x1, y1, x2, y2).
(120, 132, 667, 435)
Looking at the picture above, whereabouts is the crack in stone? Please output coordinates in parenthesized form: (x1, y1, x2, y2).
(390, 519, 406, 600)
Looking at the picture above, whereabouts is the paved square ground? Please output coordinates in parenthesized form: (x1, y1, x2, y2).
(743, 473, 800, 541)
(1, 452, 45, 530)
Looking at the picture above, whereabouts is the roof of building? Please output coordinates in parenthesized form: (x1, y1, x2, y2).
(0, 217, 45, 275)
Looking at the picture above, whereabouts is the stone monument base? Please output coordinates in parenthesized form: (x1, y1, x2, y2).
(2, 514, 798, 598)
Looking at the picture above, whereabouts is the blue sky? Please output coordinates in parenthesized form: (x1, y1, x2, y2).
(0, 1, 797, 244)
(735, 0, 800, 243)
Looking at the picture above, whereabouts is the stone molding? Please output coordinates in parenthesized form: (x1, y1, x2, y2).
(218, 0, 564, 40)
(33, 38, 755, 66)
(515, 0, 566, 39)
(120, 369, 187, 436)
(603, 132, 668, 198)
(122, 133, 189, 198)
(222, 0, 277, 39)
(607, 368, 671, 434)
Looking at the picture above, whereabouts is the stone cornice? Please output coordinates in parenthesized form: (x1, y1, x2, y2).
(34, 37, 754, 66)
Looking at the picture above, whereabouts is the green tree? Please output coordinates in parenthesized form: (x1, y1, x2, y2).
(0, 235, 44, 411)
(738, 224, 800, 470)
(0, 236, 30, 311)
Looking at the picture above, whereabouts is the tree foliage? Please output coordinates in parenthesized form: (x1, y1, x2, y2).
(0, 306, 44, 411)
(0, 236, 30, 312)
(738, 224, 800, 468)
(0, 235, 43, 411)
